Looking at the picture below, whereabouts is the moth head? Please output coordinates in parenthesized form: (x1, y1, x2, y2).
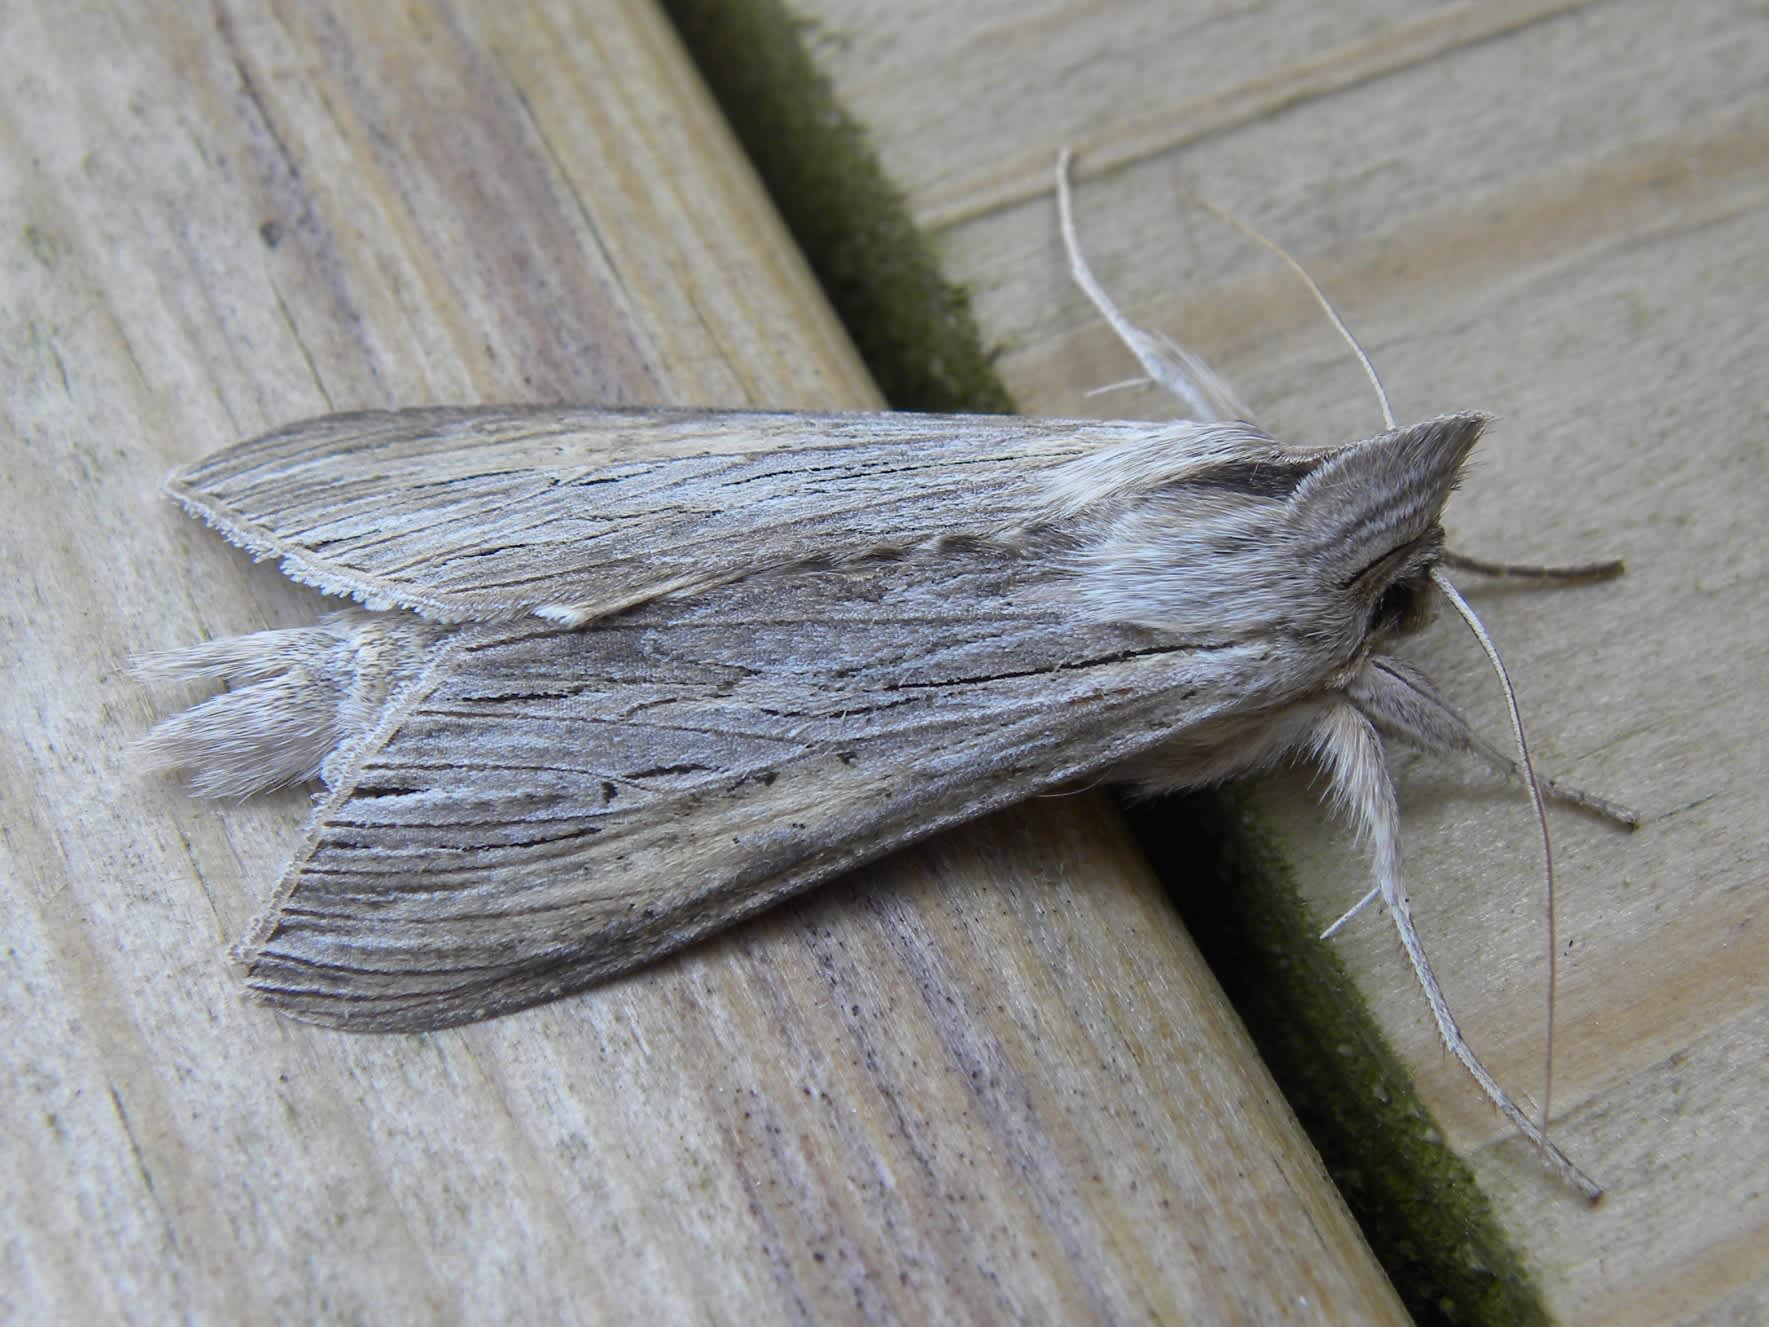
(1054, 413, 1482, 652)
(1288, 412, 1484, 649)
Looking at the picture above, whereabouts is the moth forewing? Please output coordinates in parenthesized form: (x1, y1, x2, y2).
(166, 406, 1230, 626)
(220, 518, 1284, 1030)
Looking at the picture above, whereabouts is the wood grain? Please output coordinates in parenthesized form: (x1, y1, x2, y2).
(0, 0, 1408, 1321)
(788, 0, 1769, 1320)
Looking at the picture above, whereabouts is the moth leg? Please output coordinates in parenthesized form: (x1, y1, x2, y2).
(1444, 550, 1625, 583)
(1310, 700, 1603, 1201)
(1349, 655, 1639, 828)
(1055, 149, 1252, 423)
(1318, 886, 1382, 940)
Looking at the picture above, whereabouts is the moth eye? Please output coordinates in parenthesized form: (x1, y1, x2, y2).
(1368, 589, 1397, 634)
(1369, 581, 1424, 636)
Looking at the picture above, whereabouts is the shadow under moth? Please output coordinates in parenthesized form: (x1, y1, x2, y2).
(143, 153, 1627, 1200)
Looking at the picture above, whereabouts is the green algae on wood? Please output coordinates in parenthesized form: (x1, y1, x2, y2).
(661, 0, 1013, 415)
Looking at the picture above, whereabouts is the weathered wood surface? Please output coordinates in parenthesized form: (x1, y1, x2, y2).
(792, 0, 1769, 1321)
(1, 1, 1409, 1322)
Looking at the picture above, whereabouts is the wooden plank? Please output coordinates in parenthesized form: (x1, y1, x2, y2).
(0, 0, 1408, 1321)
(780, 0, 1769, 1320)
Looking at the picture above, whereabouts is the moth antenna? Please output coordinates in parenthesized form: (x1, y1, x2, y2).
(1430, 567, 1560, 1137)
(1055, 149, 1251, 422)
(1176, 190, 1397, 433)
(1313, 702, 1601, 1201)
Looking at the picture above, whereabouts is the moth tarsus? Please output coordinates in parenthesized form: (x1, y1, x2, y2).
(142, 150, 1621, 1201)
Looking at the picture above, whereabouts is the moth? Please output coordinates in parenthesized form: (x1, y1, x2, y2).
(143, 152, 1624, 1198)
